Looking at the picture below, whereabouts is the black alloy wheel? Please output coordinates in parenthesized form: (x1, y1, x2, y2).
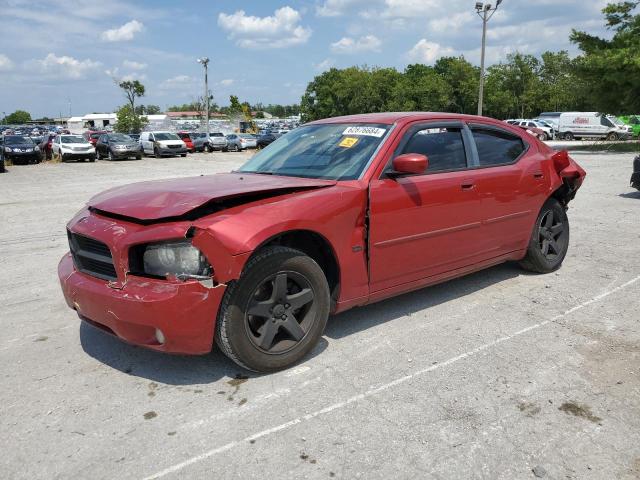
(520, 198, 570, 273)
(245, 271, 315, 354)
(216, 246, 330, 372)
(537, 209, 566, 261)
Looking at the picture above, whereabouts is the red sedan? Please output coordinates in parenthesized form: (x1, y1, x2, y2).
(59, 113, 585, 372)
(177, 131, 195, 153)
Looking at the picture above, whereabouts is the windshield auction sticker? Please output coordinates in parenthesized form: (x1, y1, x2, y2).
(342, 126, 386, 137)
(339, 137, 359, 148)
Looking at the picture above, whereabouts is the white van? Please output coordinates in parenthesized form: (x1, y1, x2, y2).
(140, 131, 188, 157)
(559, 112, 630, 141)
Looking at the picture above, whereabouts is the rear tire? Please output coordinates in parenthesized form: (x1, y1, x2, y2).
(563, 132, 574, 141)
(520, 198, 569, 274)
(136, 155, 142, 160)
(215, 246, 330, 373)
(181, 153, 187, 157)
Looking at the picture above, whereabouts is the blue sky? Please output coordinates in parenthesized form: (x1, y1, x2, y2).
(0, 0, 611, 118)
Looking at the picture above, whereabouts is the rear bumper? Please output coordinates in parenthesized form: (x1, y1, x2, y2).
(58, 253, 225, 354)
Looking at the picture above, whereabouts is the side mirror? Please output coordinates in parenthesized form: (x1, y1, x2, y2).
(390, 153, 428, 177)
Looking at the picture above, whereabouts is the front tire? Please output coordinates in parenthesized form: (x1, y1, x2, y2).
(216, 246, 330, 373)
(520, 198, 570, 273)
(154, 147, 161, 159)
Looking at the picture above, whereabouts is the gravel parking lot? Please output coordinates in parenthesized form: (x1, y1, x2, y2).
(1, 150, 639, 479)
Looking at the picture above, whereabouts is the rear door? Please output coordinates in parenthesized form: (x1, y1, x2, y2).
(467, 123, 547, 255)
(368, 122, 491, 292)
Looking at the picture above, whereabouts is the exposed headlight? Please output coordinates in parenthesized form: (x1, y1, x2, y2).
(35, 146, 40, 151)
(4, 147, 12, 153)
(141, 241, 211, 279)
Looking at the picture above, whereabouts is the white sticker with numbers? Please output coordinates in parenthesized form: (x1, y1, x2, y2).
(342, 126, 386, 138)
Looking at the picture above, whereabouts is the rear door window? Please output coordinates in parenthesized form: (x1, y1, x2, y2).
(400, 127, 468, 173)
(471, 128, 525, 167)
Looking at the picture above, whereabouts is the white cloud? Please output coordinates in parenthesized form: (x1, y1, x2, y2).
(122, 60, 147, 70)
(0, 54, 14, 71)
(101, 20, 144, 42)
(37, 53, 101, 79)
(331, 35, 381, 53)
(160, 75, 197, 89)
(313, 58, 334, 71)
(219, 79, 234, 86)
(218, 7, 311, 49)
(316, 0, 369, 17)
(406, 39, 455, 64)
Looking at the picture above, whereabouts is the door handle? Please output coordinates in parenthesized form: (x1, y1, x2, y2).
(461, 182, 475, 190)
(533, 172, 544, 179)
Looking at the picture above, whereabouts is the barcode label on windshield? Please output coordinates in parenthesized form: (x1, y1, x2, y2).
(342, 126, 386, 138)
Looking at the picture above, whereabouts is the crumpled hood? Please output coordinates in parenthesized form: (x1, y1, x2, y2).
(88, 172, 337, 221)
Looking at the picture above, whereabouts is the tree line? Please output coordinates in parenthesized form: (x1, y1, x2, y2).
(301, 1, 640, 122)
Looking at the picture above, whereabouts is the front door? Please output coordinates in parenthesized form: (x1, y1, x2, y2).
(368, 123, 489, 293)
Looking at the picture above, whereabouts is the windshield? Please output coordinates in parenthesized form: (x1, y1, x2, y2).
(238, 123, 390, 180)
(155, 132, 180, 141)
(608, 116, 623, 126)
(211, 132, 224, 137)
(5, 136, 34, 145)
(61, 136, 86, 143)
(109, 133, 132, 142)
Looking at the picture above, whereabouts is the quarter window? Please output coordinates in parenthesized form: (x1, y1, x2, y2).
(401, 127, 467, 172)
(471, 128, 525, 167)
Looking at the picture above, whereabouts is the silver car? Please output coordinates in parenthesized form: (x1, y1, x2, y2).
(191, 132, 228, 152)
(226, 133, 257, 151)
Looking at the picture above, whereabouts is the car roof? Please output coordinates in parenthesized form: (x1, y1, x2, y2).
(308, 112, 500, 126)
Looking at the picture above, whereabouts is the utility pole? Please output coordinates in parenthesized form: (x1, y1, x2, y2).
(475, 0, 503, 116)
(197, 57, 210, 138)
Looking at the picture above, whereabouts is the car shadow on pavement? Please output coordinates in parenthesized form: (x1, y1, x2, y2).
(619, 191, 640, 199)
(80, 261, 520, 384)
(79, 321, 328, 385)
(325, 262, 522, 340)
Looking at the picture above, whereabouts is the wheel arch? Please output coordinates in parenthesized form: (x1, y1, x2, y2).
(248, 229, 341, 309)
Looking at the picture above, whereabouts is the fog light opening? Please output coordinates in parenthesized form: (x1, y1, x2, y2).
(155, 329, 166, 345)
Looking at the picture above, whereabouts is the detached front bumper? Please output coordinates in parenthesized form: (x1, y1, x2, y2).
(58, 253, 226, 354)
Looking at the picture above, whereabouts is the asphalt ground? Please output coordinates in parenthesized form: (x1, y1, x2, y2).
(1, 150, 639, 479)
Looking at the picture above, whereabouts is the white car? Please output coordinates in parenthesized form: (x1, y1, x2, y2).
(506, 119, 555, 140)
(140, 131, 188, 157)
(52, 135, 96, 162)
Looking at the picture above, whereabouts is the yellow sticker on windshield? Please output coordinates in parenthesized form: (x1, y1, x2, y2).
(339, 137, 359, 148)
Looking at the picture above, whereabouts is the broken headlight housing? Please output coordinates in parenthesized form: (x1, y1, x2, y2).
(139, 241, 212, 279)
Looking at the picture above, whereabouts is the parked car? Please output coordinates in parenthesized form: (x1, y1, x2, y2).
(140, 132, 188, 158)
(506, 119, 555, 140)
(618, 115, 640, 138)
(559, 112, 630, 141)
(208, 132, 229, 151)
(2, 135, 42, 164)
(177, 132, 195, 153)
(83, 130, 107, 147)
(95, 133, 142, 160)
(38, 133, 58, 160)
(537, 112, 562, 130)
(257, 132, 278, 148)
(58, 112, 586, 372)
(632, 156, 640, 191)
(52, 134, 96, 162)
(226, 133, 257, 151)
(508, 123, 549, 141)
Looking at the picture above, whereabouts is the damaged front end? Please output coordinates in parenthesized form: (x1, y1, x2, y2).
(59, 208, 249, 354)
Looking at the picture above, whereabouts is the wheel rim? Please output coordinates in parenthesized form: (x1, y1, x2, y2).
(538, 209, 566, 260)
(244, 271, 316, 354)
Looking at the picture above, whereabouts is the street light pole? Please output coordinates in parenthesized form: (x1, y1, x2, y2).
(476, 0, 502, 116)
(197, 57, 210, 138)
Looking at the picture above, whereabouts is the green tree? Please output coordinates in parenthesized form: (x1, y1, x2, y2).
(434, 56, 479, 114)
(571, 1, 640, 113)
(118, 80, 145, 113)
(114, 105, 148, 133)
(388, 64, 451, 112)
(4, 110, 32, 124)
